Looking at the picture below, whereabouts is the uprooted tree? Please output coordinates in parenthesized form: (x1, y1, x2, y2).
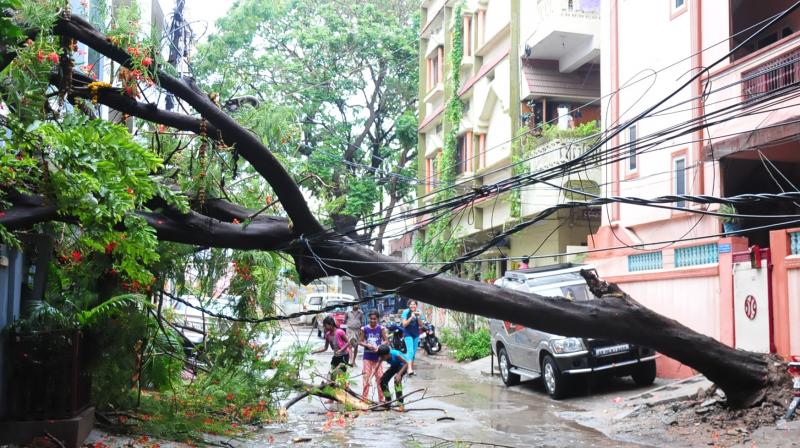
(0, 4, 785, 412)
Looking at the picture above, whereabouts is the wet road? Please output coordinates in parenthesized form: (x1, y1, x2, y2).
(254, 326, 641, 447)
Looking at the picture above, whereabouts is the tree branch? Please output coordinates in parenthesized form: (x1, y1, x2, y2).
(54, 15, 323, 235)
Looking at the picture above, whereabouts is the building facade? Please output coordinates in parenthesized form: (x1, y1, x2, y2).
(592, 0, 800, 376)
(417, 0, 602, 286)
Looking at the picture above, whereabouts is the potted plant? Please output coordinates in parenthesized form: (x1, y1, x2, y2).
(718, 204, 741, 235)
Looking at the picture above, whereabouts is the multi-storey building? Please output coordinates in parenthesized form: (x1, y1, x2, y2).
(592, 0, 800, 376)
(417, 0, 602, 284)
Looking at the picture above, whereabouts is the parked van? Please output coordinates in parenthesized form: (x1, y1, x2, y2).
(489, 263, 657, 399)
(299, 293, 356, 326)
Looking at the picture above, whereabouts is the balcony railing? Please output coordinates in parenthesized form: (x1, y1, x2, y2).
(529, 137, 594, 171)
(534, 0, 600, 26)
(741, 48, 800, 103)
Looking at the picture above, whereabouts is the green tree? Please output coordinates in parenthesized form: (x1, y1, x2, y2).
(194, 0, 419, 250)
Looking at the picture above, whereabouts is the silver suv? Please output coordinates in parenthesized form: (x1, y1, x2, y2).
(489, 263, 657, 399)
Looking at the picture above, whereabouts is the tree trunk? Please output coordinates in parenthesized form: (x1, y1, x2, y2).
(296, 237, 772, 408)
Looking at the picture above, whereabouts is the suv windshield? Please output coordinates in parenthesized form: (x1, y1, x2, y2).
(526, 272, 585, 288)
(532, 284, 592, 301)
(308, 296, 323, 306)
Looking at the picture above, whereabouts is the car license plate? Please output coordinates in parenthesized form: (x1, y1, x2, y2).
(594, 344, 630, 357)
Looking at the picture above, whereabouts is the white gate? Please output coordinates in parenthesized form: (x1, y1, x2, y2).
(733, 248, 773, 353)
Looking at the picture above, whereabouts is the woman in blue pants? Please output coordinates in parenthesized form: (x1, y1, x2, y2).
(401, 299, 423, 375)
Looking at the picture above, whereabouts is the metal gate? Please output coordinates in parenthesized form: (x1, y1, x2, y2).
(732, 247, 774, 353)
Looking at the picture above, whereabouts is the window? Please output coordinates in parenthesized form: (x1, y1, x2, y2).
(456, 132, 474, 174)
(670, 0, 687, 18)
(463, 14, 473, 57)
(455, 135, 465, 174)
(426, 150, 441, 193)
(427, 47, 443, 91)
(478, 133, 486, 169)
(673, 156, 686, 207)
(628, 125, 637, 171)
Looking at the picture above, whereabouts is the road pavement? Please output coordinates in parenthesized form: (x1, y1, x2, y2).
(251, 325, 645, 447)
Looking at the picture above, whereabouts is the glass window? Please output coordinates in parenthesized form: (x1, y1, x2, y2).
(628, 125, 637, 171)
(675, 0, 685, 8)
(674, 157, 686, 207)
(308, 296, 322, 306)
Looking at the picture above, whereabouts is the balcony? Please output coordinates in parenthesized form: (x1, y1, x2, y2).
(523, 0, 600, 73)
(703, 34, 800, 160)
(519, 135, 601, 216)
(741, 48, 800, 104)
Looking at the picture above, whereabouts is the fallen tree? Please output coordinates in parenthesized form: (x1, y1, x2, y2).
(0, 11, 788, 410)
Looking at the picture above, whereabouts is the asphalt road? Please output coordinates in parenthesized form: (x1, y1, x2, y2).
(252, 325, 644, 447)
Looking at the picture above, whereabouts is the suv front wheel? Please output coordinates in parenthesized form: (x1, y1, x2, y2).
(542, 355, 569, 399)
(497, 346, 520, 386)
(631, 359, 657, 386)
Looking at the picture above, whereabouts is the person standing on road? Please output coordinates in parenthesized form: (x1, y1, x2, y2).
(313, 316, 351, 380)
(401, 299, 424, 375)
(377, 344, 408, 412)
(344, 303, 364, 366)
(359, 310, 388, 402)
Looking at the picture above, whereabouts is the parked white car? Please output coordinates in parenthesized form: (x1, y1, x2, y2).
(298, 293, 355, 325)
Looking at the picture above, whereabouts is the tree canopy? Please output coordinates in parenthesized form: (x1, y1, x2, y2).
(194, 0, 419, 249)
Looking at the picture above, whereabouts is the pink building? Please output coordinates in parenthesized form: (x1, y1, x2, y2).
(592, 0, 800, 377)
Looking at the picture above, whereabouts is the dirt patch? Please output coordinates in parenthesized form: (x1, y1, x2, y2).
(607, 359, 795, 447)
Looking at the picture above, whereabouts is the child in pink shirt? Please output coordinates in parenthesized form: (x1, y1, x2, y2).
(314, 316, 351, 379)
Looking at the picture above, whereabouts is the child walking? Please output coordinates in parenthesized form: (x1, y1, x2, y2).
(313, 316, 351, 381)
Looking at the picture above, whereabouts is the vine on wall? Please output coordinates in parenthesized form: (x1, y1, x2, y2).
(414, 2, 465, 265)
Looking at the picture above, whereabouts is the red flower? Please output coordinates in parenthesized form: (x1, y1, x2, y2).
(141, 56, 153, 67)
(127, 46, 140, 57)
(226, 393, 235, 401)
(231, 422, 238, 428)
(36, 50, 44, 63)
(71, 250, 81, 262)
(127, 187, 134, 195)
(47, 52, 59, 64)
(105, 242, 117, 254)
(0, 211, 5, 218)
(25, 39, 33, 47)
